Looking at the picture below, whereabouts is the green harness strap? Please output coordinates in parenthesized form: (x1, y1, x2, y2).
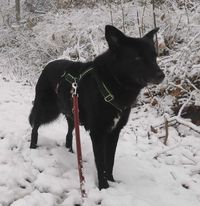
(93, 74, 123, 113)
(64, 67, 124, 113)
(64, 67, 94, 84)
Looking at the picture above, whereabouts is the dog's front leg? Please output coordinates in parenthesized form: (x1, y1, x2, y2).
(105, 109, 131, 182)
(90, 130, 109, 190)
(105, 128, 121, 182)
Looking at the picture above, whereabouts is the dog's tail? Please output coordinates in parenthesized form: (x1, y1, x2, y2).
(29, 105, 35, 127)
(29, 98, 37, 127)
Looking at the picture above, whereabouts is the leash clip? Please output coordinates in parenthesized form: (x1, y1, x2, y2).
(72, 79, 78, 96)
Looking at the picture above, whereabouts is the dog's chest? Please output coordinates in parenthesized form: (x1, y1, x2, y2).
(110, 114, 121, 131)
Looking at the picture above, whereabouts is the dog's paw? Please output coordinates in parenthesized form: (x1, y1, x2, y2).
(98, 180, 109, 190)
(30, 144, 37, 149)
(68, 147, 74, 153)
(107, 174, 115, 182)
(65, 144, 73, 153)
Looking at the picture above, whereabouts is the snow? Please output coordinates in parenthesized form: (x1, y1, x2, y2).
(0, 0, 200, 205)
(0, 76, 200, 206)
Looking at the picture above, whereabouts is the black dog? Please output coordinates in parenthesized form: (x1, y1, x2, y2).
(29, 25, 164, 189)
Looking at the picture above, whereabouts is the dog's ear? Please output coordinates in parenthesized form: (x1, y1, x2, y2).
(143, 27, 159, 40)
(105, 25, 125, 50)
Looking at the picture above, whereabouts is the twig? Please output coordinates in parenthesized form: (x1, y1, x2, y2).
(141, 0, 147, 35)
(170, 171, 177, 180)
(190, 169, 200, 176)
(182, 153, 197, 165)
(89, 33, 98, 56)
(187, 32, 200, 47)
(34, 10, 46, 14)
(153, 112, 200, 135)
(120, 0, 125, 33)
(107, 0, 114, 26)
(186, 78, 199, 91)
(146, 86, 154, 100)
(133, 128, 138, 144)
(184, 0, 190, 25)
(15, 0, 21, 23)
(164, 115, 169, 145)
(154, 142, 182, 159)
(171, 14, 183, 43)
(173, 116, 200, 134)
(177, 91, 193, 117)
(152, 0, 158, 54)
(168, 82, 189, 94)
(137, 10, 141, 37)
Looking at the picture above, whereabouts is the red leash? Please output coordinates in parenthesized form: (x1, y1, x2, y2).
(72, 81, 87, 198)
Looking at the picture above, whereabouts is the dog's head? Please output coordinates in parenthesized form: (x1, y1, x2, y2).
(105, 25, 165, 87)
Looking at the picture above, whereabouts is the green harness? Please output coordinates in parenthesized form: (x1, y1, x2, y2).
(64, 67, 124, 113)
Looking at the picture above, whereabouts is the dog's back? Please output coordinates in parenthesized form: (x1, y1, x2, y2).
(29, 59, 93, 127)
(29, 60, 70, 126)
(29, 25, 164, 189)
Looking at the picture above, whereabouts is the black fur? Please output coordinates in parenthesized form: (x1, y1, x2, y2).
(29, 25, 164, 189)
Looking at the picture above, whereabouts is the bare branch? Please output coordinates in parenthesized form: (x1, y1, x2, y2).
(141, 0, 147, 35)
(177, 92, 193, 117)
(152, 0, 159, 54)
(137, 10, 142, 37)
(155, 114, 200, 135)
(164, 115, 169, 145)
(15, 0, 20, 22)
(120, 0, 125, 33)
(154, 142, 182, 159)
(107, 0, 114, 26)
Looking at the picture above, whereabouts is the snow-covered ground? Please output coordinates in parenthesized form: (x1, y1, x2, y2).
(0, 76, 200, 206)
(0, 0, 200, 205)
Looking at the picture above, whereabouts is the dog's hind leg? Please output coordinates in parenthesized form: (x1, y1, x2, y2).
(29, 103, 41, 149)
(29, 93, 60, 149)
(29, 104, 41, 149)
(65, 116, 74, 152)
(30, 123, 40, 149)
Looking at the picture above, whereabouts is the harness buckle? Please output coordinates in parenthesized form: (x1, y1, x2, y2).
(65, 73, 75, 84)
(104, 94, 114, 102)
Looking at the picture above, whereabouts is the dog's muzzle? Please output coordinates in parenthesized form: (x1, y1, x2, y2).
(151, 70, 165, 84)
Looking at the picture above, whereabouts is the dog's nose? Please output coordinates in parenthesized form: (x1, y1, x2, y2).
(156, 70, 165, 81)
(153, 70, 165, 84)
